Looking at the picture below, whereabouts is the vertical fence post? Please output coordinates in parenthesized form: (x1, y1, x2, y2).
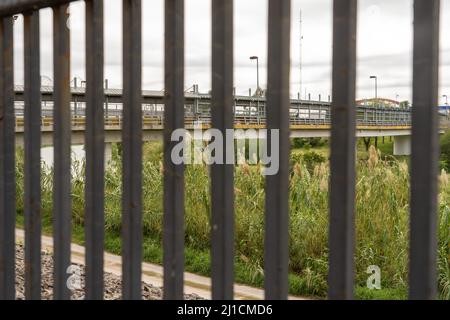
(265, 0, 291, 300)
(85, 0, 105, 300)
(328, 0, 357, 300)
(409, 0, 440, 300)
(0, 16, 15, 301)
(24, 10, 42, 300)
(164, 0, 185, 300)
(211, 0, 234, 300)
(52, 4, 72, 300)
(122, 0, 142, 300)
(53, 5, 72, 299)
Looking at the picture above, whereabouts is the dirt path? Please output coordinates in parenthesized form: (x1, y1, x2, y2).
(15, 229, 304, 300)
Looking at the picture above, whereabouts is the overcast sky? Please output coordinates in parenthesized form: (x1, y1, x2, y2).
(10, 0, 450, 104)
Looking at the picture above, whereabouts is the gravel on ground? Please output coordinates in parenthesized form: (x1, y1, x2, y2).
(15, 244, 203, 300)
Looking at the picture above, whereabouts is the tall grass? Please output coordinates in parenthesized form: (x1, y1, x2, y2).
(14, 143, 450, 299)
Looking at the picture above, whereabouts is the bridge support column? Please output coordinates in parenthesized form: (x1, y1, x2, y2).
(105, 142, 113, 166)
(393, 135, 411, 156)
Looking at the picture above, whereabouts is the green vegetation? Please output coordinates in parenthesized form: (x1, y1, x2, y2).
(441, 130, 450, 171)
(291, 137, 327, 150)
(14, 137, 450, 300)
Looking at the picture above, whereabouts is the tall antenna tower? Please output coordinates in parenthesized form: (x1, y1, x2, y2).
(299, 9, 303, 99)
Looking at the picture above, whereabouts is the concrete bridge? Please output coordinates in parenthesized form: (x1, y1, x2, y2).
(12, 85, 439, 158)
(14, 119, 415, 161)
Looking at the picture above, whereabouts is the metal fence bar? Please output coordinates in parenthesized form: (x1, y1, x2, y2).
(24, 10, 41, 300)
(85, 0, 105, 300)
(211, 0, 234, 300)
(0, 0, 442, 302)
(122, 0, 142, 300)
(328, 0, 357, 300)
(409, 0, 440, 300)
(163, 0, 185, 300)
(52, 4, 72, 300)
(0, 16, 15, 300)
(264, 0, 291, 300)
(0, 1, 74, 17)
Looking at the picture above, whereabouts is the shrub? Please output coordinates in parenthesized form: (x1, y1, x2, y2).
(302, 151, 326, 172)
(291, 138, 327, 149)
(290, 152, 302, 166)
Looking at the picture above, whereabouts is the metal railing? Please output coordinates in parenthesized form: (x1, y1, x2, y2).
(0, 0, 441, 300)
(11, 107, 413, 130)
(11, 87, 415, 127)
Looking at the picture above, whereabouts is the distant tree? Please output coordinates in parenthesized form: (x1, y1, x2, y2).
(253, 87, 265, 97)
(399, 100, 411, 109)
(363, 137, 371, 151)
(366, 100, 393, 108)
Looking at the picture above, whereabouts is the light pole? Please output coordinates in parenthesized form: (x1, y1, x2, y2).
(250, 56, 260, 121)
(443, 94, 448, 105)
(370, 75, 378, 101)
(250, 56, 259, 96)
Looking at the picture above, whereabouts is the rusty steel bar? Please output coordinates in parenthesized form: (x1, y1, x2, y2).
(409, 0, 440, 300)
(0, 16, 15, 300)
(84, 0, 105, 300)
(24, 10, 41, 300)
(122, 0, 142, 300)
(163, 0, 185, 300)
(211, 0, 234, 300)
(264, 0, 291, 300)
(52, 4, 72, 300)
(328, 0, 358, 300)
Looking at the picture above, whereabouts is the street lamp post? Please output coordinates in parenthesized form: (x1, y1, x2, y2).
(249, 56, 260, 95)
(443, 94, 448, 105)
(250, 56, 260, 121)
(370, 75, 378, 101)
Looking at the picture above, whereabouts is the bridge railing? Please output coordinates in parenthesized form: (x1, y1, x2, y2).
(12, 104, 414, 130)
(0, 0, 441, 301)
(13, 85, 414, 127)
(13, 112, 413, 131)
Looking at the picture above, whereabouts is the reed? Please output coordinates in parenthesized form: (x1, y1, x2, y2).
(14, 143, 450, 298)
